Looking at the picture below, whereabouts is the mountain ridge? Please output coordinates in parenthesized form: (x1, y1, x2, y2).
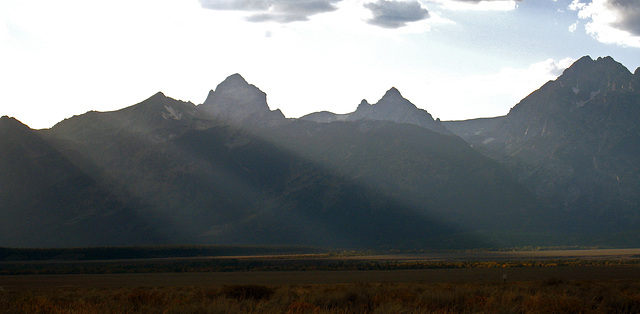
(301, 87, 451, 135)
(2, 55, 640, 248)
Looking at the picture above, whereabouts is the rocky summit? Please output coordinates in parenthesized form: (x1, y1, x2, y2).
(199, 74, 285, 126)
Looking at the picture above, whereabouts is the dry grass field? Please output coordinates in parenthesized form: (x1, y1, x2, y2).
(2, 279, 640, 313)
(2, 249, 640, 313)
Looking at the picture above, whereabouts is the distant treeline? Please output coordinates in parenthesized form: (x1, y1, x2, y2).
(0, 245, 327, 262)
(2, 256, 640, 276)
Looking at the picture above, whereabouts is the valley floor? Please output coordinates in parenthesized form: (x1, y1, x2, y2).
(2, 249, 640, 312)
(2, 268, 640, 313)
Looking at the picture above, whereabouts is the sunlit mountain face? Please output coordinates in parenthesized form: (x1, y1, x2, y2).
(1, 56, 640, 249)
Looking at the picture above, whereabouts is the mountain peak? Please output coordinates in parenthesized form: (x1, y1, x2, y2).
(220, 73, 248, 86)
(376, 87, 418, 111)
(148, 91, 167, 100)
(382, 87, 402, 99)
(356, 99, 371, 111)
(199, 74, 284, 125)
(555, 55, 632, 91)
(346, 87, 450, 134)
(575, 55, 593, 63)
(596, 56, 616, 63)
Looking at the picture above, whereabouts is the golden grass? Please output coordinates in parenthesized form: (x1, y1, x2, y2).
(2, 280, 640, 313)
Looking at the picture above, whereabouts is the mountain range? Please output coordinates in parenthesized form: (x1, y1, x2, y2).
(1, 55, 639, 248)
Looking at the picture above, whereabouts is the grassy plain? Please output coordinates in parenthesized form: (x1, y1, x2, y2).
(2, 249, 640, 313)
(3, 278, 640, 313)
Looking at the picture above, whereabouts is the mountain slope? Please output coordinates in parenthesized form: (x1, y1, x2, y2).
(445, 56, 640, 245)
(0, 116, 160, 247)
(264, 120, 539, 233)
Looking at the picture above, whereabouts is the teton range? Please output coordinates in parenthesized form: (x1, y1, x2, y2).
(1, 56, 639, 249)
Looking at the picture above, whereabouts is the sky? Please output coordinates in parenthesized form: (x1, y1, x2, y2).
(1, 0, 639, 129)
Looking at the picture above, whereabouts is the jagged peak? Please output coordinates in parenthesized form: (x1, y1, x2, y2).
(558, 55, 631, 83)
(560, 56, 593, 75)
(376, 87, 419, 110)
(356, 99, 371, 110)
(596, 56, 615, 63)
(382, 87, 402, 99)
(202, 73, 267, 107)
(576, 55, 594, 63)
(199, 73, 285, 125)
(209, 73, 264, 97)
(635, 67, 640, 76)
(202, 73, 255, 103)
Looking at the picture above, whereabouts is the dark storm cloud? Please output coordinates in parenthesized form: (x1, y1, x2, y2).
(607, 0, 640, 36)
(199, 0, 342, 23)
(364, 0, 430, 29)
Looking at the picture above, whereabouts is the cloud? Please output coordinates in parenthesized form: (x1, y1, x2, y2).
(607, 0, 640, 36)
(569, 0, 640, 47)
(199, 0, 342, 23)
(429, 0, 520, 11)
(420, 57, 576, 120)
(198, 0, 271, 11)
(538, 57, 575, 77)
(568, 21, 578, 33)
(364, 0, 430, 29)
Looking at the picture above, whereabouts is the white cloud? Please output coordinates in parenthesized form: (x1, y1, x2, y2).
(199, 0, 342, 23)
(569, 0, 640, 47)
(415, 57, 575, 120)
(568, 21, 578, 33)
(428, 0, 520, 11)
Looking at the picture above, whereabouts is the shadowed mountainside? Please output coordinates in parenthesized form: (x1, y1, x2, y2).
(0, 74, 544, 248)
(0, 116, 163, 247)
(444, 56, 640, 245)
(3, 56, 640, 248)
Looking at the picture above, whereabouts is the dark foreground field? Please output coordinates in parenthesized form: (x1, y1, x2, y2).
(2, 276, 640, 313)
(2, 249, 640, 313)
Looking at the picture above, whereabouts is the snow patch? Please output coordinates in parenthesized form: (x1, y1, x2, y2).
(162, 106, 183, 120)
(336, 114, 349, 121)
(482, 137, 495, 145)
(576, 90, 600, 108)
